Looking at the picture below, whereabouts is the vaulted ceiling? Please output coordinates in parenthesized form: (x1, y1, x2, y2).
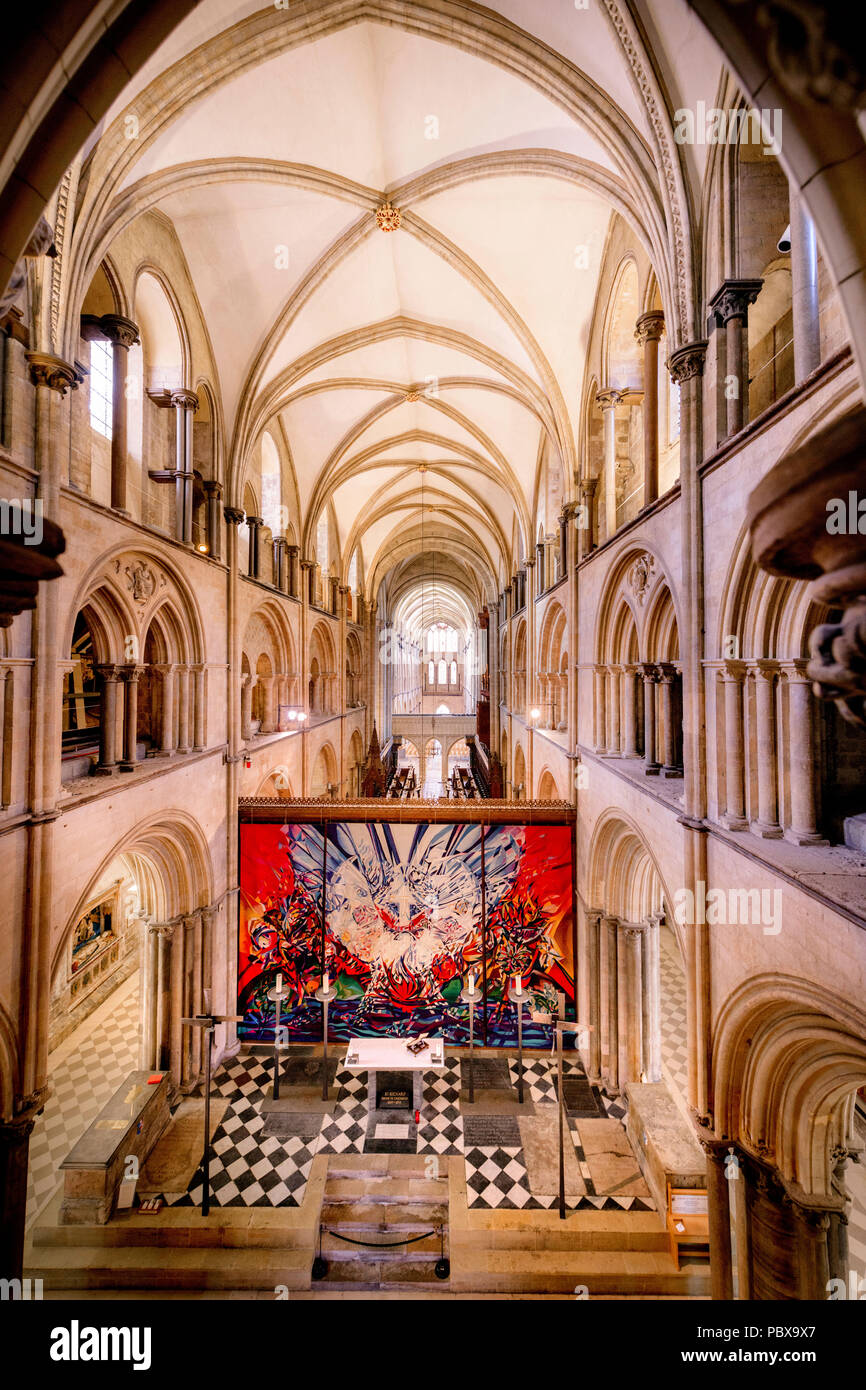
(65, 0, 723, 609)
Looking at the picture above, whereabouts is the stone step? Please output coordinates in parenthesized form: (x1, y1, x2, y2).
(451, 1210, 670, 1252)
(26, 1245, 312, 1291)
(323, 1177, 446, 1204)
(450, 1248, 710, 1297)
(321, 1230, 442, 1258)
(321, 1201, 447, 1226)
(317, 1257, 447, 1290)
(325, 1157, 439, 1181)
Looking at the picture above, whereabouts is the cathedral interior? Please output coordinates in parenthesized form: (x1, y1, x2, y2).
(1, 0, 866, 1315)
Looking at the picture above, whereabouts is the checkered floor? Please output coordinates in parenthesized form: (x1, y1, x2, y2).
(659, 926, 689, 1103)
(156, 1047, 652, 1214)
(26, 972, 141, 1227)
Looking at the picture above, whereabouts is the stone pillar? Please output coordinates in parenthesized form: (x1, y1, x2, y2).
(619, 924, 644, 1087)
(585, 909, 603, 1082)
(709, 280, 763, 436)
(118, 665, 142, 771)
(176, 665, 191, 754)
(273, 537, 288, 593)
(702, 1141, 735, 1301)
(169, 921, 184, 1088)
(658, 662, 682, 777)
(191, 664, 206, 750)
(578, 476, 598, 558)
(99, 314, 140, 514)
(240, 673, 255, 741)
(635, 311, 665, 508)
(153, 663, 176, 756)
(609, 665, 621, 753)
(94, 664, 121, 772)
(246, 516, 263, 580)
(784, 660, 826, 843)
(642, 914, 662, 1082)
(604, 666, 614, 752)
(753, 660, 782, 838)
(593, 665, 606, 750)
(171, 389, 198, 545)
(0, 1113, 36, 1280)
(597, 389, 623, 541)
(792, 1204, 832, 1301)
(789, 189, 821, 383)
(203, 480, 222, 561)
(558, 507, 568, 577)
(721, 660, 748, 828)
(622, 664, 638, 756)
(286, 544, 299, 598)
(640, 663, 660, 774)
(600, 914, 619, 1093)
(300, 558, 314, 605)
(259, 674, 277, 733)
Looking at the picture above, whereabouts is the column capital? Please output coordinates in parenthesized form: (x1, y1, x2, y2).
(783, 657, 812, 682)
(245, 515, 264, 529)
(634, 310, 665, 345)
(151, 662, 177, 677)
(722, 658, 747, 681)
(223, 506, 245, 525)
(667, 340, 708, 383)
(755, 658, 781, 679)
(170, 388, 199, 412)
(596, 387, 624, 411)
(580, 475, 599, 498)
(26, 351, 78, 395)
(638, 661, 661, 682)
(299, 557, 314, 570)
(656, 660, 679, 682)
(202, 479, 223, 499)
(119, 663, 144, 682)
(286, 543, 299, 556)
(709, 278, 764, 326)
(96, 663, 121, 681)
(98, 313, 140, 349)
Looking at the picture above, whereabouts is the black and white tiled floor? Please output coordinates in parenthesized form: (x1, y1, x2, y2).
(157, 1048, 653, 1214)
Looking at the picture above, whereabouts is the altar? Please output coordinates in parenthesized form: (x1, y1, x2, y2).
(342, 1036, 445, 1112)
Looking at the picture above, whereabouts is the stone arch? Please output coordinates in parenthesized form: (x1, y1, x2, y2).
(537, 768, 560, 801)
(713, 975, 866, 1198)
(310, 741, 338, 797)
(587, 811, 670, 929)
(513, 741, 526, 797)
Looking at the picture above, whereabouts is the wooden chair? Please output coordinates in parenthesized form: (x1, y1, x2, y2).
(666, 1183, 709, 1270)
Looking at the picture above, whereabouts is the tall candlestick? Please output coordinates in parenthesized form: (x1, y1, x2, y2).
(323, 970, 330, 994)
(276, 972, 283, 994)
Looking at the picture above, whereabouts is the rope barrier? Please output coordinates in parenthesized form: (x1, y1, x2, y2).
(322, 1227, 437, 1249)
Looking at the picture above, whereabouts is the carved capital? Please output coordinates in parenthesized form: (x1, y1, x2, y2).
(203, 480, 223, 499)
(170, 388, 199, 412)
(709, 278, 764, 326)
(223, 507, 245, 526)
(26, 352, 77, 395)
(667, 340, 708, 383)
(596, 387, 624, 411)
(634, 310, 665, 345)
(98, 313, 140, 350)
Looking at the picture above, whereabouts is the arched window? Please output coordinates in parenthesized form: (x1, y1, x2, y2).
(89, 339, 113, 440)
(63, 613, 100, 751)
(316, 513, 328, 573)
(450, 660, 457, 684)
(428, 660, 435, 683)
(438, 659, 447, 684)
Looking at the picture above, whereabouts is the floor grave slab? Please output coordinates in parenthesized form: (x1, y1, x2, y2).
(364, 1108, 417, 1154)
(281, 1057, 339, 1087)
(260, 1112, 323, 1142)
(468, 1058, 512, 1090)
(463, 1115, 522, 1146)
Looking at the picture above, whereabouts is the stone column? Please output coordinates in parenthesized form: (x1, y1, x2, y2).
(618, 924, 644, 1087)
(246, 516, 263, 580)
(789, 189, 821, 383)
(169, 921, 184, 1088)
(622, 664, 638, 756)
(635, 311, 665, 508)
(94, 664, 121, 773)
(118, 665, 142, 771)
(578, 476, 598, 558)
(709, 280, 763, 436)
(99, 314, 140, 514)
(203, 480, 222, 561)
(604, 667, 614, 752)
(300, 558, 314, 605)
(640, 663, 660, 774)
(0, 1113, 36, 1280)
(784, 660, 826, 843)
(658, 662, 682, 777)
(286, 544, 299, 598)
(240, 673, 255, 741)
(273, 537, 288, 593)
(753, 660, 782, 837)
(153, 663, 176, 756)
(593, 665, 606, 750)
(176, 665, 191, 754)
(609, 665, 622, 753)
(600, 914, 619, 1093)
(585, 909, 603, 1083)
(702, 1140, 735, 1301)
(721, 660, 748, 828)
(191, 664, 206, 750)
(559, 507, 569, 577)
(171, 389, 198, 545)
(597, 389, 623, 541)
(792, 1204, 832, 1301)
(642, 914, 662, 1082)
(259, 674, 277, 733)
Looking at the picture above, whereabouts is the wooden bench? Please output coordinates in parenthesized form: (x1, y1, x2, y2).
(666, 1182, 709, 1269)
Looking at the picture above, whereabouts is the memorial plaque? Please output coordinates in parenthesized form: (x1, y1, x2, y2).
(376, 1070, 413, 1110)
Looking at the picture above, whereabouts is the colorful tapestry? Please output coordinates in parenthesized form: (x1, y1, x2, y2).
(238, 819, 575, 1046)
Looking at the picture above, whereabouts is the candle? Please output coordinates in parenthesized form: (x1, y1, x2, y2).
(514, 974, 521, 994)
(323, 970, 330, 994)
(469, 971, 476, 995)
(276, 972, 283, 993)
